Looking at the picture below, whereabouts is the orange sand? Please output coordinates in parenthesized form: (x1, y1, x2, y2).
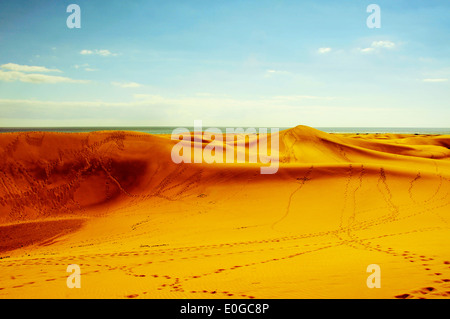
(0, 126, 449, 299)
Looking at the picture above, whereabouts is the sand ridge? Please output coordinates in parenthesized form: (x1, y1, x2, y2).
(0, 126, 449, 298)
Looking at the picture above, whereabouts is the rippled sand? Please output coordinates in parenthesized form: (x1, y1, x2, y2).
(1, 126, 449, 299)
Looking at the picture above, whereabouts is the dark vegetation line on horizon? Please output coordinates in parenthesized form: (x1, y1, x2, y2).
(1, 126, 450, 135)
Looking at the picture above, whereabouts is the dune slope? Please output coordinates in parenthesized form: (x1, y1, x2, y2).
(0, 126, 449, 299)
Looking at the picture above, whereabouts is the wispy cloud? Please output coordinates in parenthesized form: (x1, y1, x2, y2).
(112, 81, 142, 88)
(74, 64, 98, 72)
(80, 49, 118, 57)
(0, 63, 89, 84)
(0, 95, 356, 113)
(422, 78, 448, 83)
(371, 41, 395, 49)
(359, 40, 396, 53)
(1, 63, 61, 73)
(359, 47, 375, 54)
(0, 94, 397, 127)
(317, 47, 331, 54)
(0, 70, 89, 84)
(264, 69, 289, 77)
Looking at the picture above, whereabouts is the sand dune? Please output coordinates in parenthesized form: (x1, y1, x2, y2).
(0, 126, 449, 298)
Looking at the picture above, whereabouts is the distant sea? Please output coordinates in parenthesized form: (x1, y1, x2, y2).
(0, 127, 449, 135)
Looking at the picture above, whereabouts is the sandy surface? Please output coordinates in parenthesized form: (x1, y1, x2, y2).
(0, 126, 449, 299)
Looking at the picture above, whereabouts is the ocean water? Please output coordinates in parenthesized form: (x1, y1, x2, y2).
(0, 126, 449, 135)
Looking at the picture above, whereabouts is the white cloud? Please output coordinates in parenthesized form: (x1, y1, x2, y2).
(0, 62, 88, 84)
(0, 70, 89, 84)
(359, 40, 396, 54)
(371, 41, 395, 49)
(112, 81, 142, 88)
(80, 49, 118, 56)
(74, 64, 97, 72)
(359, 47, 375, 53)
(422, 78, 448, 83)
(0, 94, 393, 128)
(96, 49, 115, 57)
(0, 95, 353, 112)
(1, 63, 61, 73)
(318, 47, 331, 54)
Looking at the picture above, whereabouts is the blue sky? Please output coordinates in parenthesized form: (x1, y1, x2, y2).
(0, 0, 449, 127)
